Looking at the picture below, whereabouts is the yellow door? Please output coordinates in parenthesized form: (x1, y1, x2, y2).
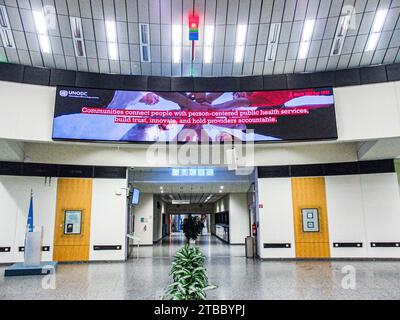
(53, 178, 93, 262)
(291, 177, 330, 258)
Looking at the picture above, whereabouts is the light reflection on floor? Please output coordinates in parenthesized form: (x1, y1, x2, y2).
(1, 234, 400, 300)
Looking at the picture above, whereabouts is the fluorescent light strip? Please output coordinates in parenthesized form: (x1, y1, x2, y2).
(33, 11, 47, 34)
(298, 19, 315, 59)
(105, 20, 118, 60)
(105, 20, 117, 42)
(234, 24, 247, 63)
(236, 25, 247, 46)
(38, 34, 51, 54)
(366, 33, 380, 52)
(33, 10, 51, 54)
(372, 9, 388, 33)
(204, 47, 212, 63)
(298, 41, 310, 59)
(204, 25, 214, 46)
(172, 25, 182, 63)
(302, 19, 315, 42)
(172, 25, 182, 46)
(365, 9, 388, 52)
(203, 25, 214, 63)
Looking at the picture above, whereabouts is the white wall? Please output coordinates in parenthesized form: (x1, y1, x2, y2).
(229, 193, 250, 244)
(334, 82, 400, 141)
(0, 175, 129, 263)
(257, 178, 295, 258)
(257, 173, 400, 259)
(5, 79, 400, 167)
(133, 193, 154, 245)
(327, 173, 400, 258)
(0, 81, 55, 142)
(0, 176, 57, 263)
(3, 80, 400, 145)
(21, 141, 359, 167)
(361, 173, 400, 258)
(325, 175, 368, 258)
(89, 179, 127, 261)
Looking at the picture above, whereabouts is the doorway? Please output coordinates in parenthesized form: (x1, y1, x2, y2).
(126, 167, 256, 257)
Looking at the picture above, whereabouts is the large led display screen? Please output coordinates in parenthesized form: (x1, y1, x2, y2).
(52, 86, 337, 143)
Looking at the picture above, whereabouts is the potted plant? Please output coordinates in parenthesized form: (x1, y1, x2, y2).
(181, 214, 204, 244)
(163, 245, 216, 300)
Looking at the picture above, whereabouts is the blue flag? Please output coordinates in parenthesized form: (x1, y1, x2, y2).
(27, 191, 34, 232)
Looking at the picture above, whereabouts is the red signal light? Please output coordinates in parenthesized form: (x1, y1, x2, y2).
(189, 16, 199, 29)
(189, 15, 199, 41)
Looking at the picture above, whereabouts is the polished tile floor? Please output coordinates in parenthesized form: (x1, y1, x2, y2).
(1, 234, 400, 300)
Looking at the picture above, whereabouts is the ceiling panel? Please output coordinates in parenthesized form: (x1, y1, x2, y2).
(0, 0, 398, 77)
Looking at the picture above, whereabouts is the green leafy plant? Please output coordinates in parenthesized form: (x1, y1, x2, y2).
(163, 245, 217, 300)
(181, 215, 204, 243)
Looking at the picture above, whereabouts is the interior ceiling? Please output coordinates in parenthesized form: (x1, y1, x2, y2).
(1, 0, 399, 77)
(132, 181, 252, 194)
(159, 192, 227, 204)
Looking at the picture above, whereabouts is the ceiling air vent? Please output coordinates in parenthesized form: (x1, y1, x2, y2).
(70, 17, 86, 57)
(139, 23, 151, 62)
(265, 23, 281, 61)
(0, 5, 15, 48)
(331, 10, 353, 56)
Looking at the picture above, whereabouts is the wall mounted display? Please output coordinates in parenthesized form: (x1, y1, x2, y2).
(53, 86, 337, 143)
(301, 208, 319, 232)
(131, 188, 140, 205)
(64, 210, 82, 235)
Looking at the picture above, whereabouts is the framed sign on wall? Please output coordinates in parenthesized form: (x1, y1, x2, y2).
(301, 208, 319, 232)
(64, 210, 82, 235)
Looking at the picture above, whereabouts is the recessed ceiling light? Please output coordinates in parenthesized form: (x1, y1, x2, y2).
(105, 20, 118, 60)
(236, 25, 247, 46)
(204, 25, 214, 46)
(172, 46, 181, 63)
(371, 9, 388, 33)
(234, 24, 247, 63)
(298, 19, 315, 59)
(298, 41, 310, 60)
(365, 33, 380, 52)
(172, 25, 182, 63)
(33, 11, 47, 34)
(108, 42, 118, 60)
(203, 25, 214, 64)
(365, 9, 388, 52)
(33, 10, 51, 54)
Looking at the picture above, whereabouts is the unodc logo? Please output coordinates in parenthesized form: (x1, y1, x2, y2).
(59, 90, 68, 97)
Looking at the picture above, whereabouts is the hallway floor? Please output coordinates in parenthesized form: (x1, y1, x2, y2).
(1, 234, 400, 300)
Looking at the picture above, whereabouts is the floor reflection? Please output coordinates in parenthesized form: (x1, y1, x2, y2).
(1, 234, 400, 300)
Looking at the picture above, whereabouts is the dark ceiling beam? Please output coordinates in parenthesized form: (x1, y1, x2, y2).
(1, 62, 400, 91)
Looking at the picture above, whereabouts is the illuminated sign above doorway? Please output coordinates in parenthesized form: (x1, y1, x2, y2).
(171, 168, 214, 177)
